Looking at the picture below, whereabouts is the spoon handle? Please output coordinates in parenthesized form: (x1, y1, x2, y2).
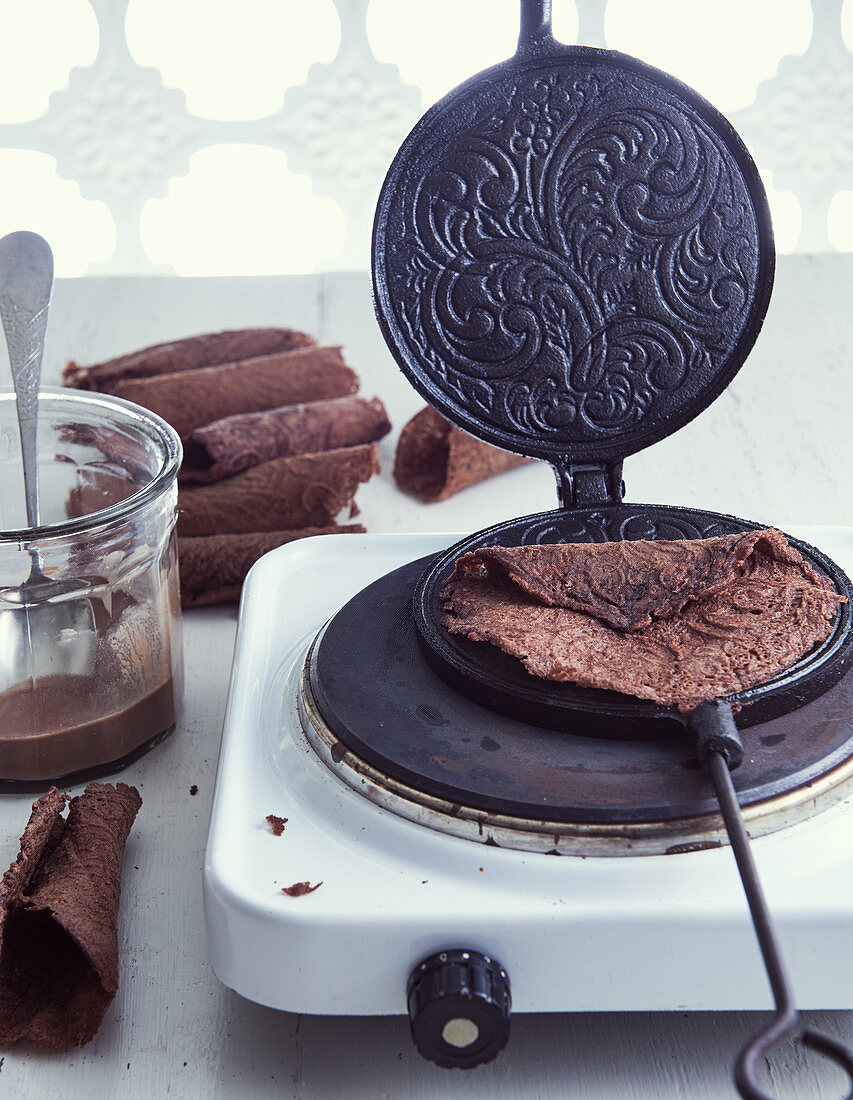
(0, 232, 54, 529)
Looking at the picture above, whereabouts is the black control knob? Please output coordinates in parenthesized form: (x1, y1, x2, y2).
(406, 949, 511, 1068)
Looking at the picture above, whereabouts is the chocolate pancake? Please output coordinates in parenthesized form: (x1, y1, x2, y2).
(440, 531, 844, 711)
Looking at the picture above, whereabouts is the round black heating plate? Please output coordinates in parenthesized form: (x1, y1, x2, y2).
(309, 541, 853, 827)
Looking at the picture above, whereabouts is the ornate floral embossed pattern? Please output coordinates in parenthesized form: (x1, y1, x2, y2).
(511, 508, 748, 547)
(462, 505, 749, 552)
(376, 54, 772, 460)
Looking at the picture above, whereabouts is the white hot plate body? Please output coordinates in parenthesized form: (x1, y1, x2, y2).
(203, 529, 853, 1017)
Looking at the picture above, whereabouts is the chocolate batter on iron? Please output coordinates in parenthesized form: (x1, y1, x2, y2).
(440, 530, 844, 711)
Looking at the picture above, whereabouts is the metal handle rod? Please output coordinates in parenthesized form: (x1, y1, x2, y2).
(706, 749, 853, 1100)
(518, 0, 553, 54)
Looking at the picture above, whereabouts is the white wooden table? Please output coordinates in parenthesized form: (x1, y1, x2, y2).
(1, 258, 852, 1099)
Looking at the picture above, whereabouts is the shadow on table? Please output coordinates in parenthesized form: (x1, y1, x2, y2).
(218, 992, 853, 1100)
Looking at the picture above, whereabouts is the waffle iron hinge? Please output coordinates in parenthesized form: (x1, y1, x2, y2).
(552, 459, 625, 510)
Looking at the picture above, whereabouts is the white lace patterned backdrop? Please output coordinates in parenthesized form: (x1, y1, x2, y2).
(0, 0, 850, 275)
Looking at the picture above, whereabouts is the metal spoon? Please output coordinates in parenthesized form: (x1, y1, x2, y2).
(0, 231, 97, 685)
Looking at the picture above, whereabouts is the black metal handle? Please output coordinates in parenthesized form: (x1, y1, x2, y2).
(690, 703, 853, 1100)
(551, 459, 624, 510)
(518, 0, 553, 55)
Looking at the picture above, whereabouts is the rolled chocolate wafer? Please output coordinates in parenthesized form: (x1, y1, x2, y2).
(181, 395, 391, 484)
(63, 326, 315, 392)
(110, 346, 359, 439)
(394, 405, 530, 501)
(0, 783, 142, 1050)
(177, 444, 380, 537)
(179, 525, 366, 608)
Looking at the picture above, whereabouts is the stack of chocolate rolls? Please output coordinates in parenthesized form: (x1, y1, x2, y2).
(64, 328, 389, 608)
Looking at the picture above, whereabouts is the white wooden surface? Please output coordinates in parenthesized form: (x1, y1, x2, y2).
(0, 257, 852, 1098)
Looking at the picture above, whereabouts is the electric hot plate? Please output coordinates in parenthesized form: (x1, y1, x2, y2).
(305, 523, 853, 847)
(204, 530, 853, 1023)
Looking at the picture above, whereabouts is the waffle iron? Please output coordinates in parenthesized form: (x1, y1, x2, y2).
(362, 2, 853, 1095)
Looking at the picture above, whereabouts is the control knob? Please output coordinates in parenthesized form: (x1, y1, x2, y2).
(406, 949, 511, 1068)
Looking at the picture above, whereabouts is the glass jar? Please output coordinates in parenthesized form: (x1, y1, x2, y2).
(0, 388, 183, 789)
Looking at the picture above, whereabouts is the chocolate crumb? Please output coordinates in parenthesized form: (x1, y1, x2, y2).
(189, 785, 198, 796)
(266, 815, 288, 836)
(281, 881, 322, 897)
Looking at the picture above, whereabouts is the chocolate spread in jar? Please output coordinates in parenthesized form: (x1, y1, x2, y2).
(0, 590, 179, 785)
(0, 674, 175, 783)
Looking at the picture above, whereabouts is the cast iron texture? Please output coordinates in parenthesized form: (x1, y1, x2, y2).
(372, 33, 774, 470)
(309, 552, 853, 825)
(414, 505, 853, 736)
